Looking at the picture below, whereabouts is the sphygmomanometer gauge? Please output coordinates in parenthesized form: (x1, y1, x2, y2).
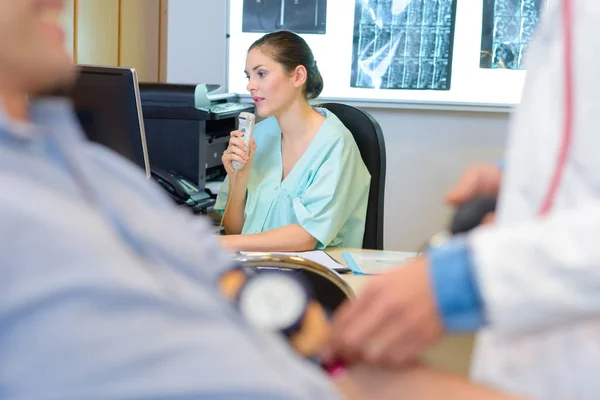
(236, 271, 310, 337)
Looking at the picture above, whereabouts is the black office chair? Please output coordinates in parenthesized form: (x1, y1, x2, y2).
(320, 103, 386, 250)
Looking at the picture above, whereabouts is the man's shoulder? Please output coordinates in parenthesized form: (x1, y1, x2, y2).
(85, 142, 177, 210)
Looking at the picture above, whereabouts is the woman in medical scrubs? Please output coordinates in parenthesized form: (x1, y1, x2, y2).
(215, 31, 370, 252)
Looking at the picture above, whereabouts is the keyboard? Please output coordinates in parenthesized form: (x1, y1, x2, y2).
(198, 102, 254, 117)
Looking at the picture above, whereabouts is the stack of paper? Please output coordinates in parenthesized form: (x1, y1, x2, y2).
(341, 251, 418, 275)
(239, 250, 350, 273)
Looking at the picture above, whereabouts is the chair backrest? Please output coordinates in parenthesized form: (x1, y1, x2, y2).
(320, 103, 386, 250)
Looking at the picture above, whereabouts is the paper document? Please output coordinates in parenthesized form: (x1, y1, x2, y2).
(240, 250, 350, 273)
(341, 251, 418, 275)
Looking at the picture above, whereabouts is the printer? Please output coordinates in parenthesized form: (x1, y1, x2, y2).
(139, 82, 255, 213)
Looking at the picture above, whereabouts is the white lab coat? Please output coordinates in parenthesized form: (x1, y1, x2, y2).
(468, 1, 600, 398)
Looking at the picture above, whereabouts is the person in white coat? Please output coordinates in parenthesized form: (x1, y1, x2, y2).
(322, 0, 600, 399)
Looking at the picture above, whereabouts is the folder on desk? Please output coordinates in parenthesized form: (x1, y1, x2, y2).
(341, 251, 418, 275)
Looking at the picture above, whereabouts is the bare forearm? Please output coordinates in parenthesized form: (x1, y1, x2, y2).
(338, 364, 523, 400)
(223, 178, 247, 234)
(221, 224, 318, 252)
(223, 205, 244, 234)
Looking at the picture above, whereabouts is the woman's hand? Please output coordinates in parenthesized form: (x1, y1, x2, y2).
(222, 130, 256, 178)
(220, 131, 256, 235)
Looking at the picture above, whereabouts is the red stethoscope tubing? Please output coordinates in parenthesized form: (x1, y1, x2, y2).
(538, 0, 574, 216)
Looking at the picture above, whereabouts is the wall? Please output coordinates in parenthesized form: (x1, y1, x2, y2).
(166, 0, 229, 90)
(364, 107, 509, 251)
(165, 1, 511, 251)
(60, 0, 165, 82)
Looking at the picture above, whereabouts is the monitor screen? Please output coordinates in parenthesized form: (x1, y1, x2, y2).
(60, 65, 150, 177)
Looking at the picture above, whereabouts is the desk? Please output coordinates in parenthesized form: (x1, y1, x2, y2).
(326, 248, 475, 377)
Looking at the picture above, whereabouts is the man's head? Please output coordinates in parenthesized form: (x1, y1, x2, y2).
(0, 0, 74, 96)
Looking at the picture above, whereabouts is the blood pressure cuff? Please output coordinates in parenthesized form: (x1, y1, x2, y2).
(220, 258, 352, 375)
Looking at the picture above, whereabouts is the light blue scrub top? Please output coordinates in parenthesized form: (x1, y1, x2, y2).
(215, 108, 371, 249)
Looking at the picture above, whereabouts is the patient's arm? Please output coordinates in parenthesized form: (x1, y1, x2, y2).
(336, 364, 523, 400)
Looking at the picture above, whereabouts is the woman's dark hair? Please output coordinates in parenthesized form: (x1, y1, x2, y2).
(249, 30, 323, 100)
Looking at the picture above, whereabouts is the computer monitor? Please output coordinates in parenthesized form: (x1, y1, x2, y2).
(58, 65, 151, 177)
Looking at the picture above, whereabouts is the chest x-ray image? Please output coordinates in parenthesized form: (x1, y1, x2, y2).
(242, 0, 327, 34)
